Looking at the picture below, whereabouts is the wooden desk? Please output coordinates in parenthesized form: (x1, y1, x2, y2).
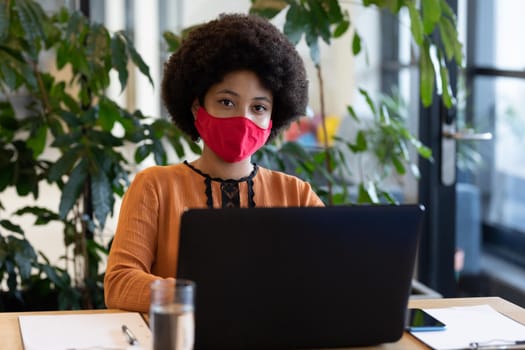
(1, 297, 524, 350)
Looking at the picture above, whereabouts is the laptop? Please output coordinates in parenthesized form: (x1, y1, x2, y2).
(177, 205, 425, 349)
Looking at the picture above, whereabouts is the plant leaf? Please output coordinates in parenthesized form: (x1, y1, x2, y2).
(0, 60, 19, 90)
(357, 183, 372, 204)
(309, 0, 331, 44)
(12, 140, 39, 197)
(438, 16, 454, 61)
(15, 206, 60, 225)
(249, 0, 287, 18)
(380, 190, 398, 204)
(14, 0, 47, 58)
(0, 2, 9, 41)
(162, 31, 181, 53)
(91, 169, 113, 229)
(355, 130, 368, 151)
(333, 19, 349, 38)
(391, 155, 406, 174)
(87, 129, 123, 147)
(134, 144, 151, 164)
(352, 31, 361, 55)
(419, 40, 435, 107)
(152, 139, 167, 165)
(86, 25, 111, 91)
(98, 97, 120, 132)
(26, 123, 47, 157)
(364, 181, 379, 203)
(122, 32, 153, 86)
(327, 0, 344, 23)
(358, 88, 376, 114)
(348, 130, 367, 153)
(417, 143, 433, 160)
(0, 156, 15, 193)
(283, 3, 305, 45)
(422, 0, 441, 35)
(58, 159, 88, 219)
(379, 104, 391, 125)
(0, 219, 24, 235)
(362, 0, 401, 13)
(439, 15, 463, 65)
(111, 32, 129, 91)
(58, 111, 81, 128)
(48, 147, 80, 181)
(13, 237, 37, 279)
(346, 105, 359, 121)
(407, 2, 424, 46)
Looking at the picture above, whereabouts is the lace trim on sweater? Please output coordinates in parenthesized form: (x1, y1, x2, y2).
(183, 161, 258, 208)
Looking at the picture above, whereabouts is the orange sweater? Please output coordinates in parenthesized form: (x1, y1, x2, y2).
(104, 162, 324, 312)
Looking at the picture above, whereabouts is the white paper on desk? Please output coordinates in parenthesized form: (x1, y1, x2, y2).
(409, 305, 525, 350)
(18, 312, 152, 350)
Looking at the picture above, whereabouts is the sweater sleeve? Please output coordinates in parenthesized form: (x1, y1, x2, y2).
(104, 171, 163, 313)
(301, 180, 325, 207)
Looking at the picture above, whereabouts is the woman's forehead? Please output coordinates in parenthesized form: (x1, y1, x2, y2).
(207, 70, 273, 100)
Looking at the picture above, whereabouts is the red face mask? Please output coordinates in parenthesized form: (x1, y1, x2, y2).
(194, 107, 272, 163)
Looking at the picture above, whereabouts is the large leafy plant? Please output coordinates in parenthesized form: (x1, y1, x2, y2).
(249, 0, 462, 204)
(0, 0, 197, 309)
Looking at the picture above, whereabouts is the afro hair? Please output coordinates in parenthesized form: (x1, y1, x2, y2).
(161, 13, 308, 142)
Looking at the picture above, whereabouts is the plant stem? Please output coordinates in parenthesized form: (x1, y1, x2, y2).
(81, 179, 93, 308)
(316, 64, 333, 204)
(31, 60, 52, 116)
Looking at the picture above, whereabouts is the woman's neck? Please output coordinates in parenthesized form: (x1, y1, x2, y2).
(190, 148, 254, 180)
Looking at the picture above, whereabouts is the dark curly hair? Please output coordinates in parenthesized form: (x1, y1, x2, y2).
(161, 13, 308, 142)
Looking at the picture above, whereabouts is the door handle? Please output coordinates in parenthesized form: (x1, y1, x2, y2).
(442, 129, 493, 141)
(441, 126, 492, 186)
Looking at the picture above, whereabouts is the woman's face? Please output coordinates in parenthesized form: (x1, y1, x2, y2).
(202, 70, 273, 129)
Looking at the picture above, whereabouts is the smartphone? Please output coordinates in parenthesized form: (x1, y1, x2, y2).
(406, 308, 446, 332)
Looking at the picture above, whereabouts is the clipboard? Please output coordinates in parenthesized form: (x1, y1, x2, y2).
(18, 312, 152, 350)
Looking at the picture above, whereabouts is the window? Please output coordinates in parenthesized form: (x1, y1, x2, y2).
(461, 0, 525, 268)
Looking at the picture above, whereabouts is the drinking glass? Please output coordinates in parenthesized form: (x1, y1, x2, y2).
(150, 279, 195, 350)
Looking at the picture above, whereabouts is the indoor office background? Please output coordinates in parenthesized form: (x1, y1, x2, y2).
(2, 0, 525, 307)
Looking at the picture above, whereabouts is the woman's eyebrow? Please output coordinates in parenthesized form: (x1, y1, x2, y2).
(217, 89, 272, 103)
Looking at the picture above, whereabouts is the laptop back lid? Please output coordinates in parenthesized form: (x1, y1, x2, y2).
(177, 205, 424, 349)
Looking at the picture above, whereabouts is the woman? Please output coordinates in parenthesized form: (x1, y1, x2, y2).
(104, 13, 324, 313)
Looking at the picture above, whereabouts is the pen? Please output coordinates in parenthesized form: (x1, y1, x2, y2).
(469, 340, 525, 349)
(121, 324, 139, 345)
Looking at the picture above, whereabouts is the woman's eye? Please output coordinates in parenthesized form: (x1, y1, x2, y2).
(254, 105, 268, 112)
(219, 99, 234, 107)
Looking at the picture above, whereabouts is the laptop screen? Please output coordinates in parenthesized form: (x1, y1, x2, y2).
(177, 205, 425, 349)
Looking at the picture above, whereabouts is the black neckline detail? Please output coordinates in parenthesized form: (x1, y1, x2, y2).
(183, 160, 259, 183)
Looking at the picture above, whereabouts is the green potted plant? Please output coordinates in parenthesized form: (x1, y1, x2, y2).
(247, 0, 462, 204)
(0, 0, 198, 309)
